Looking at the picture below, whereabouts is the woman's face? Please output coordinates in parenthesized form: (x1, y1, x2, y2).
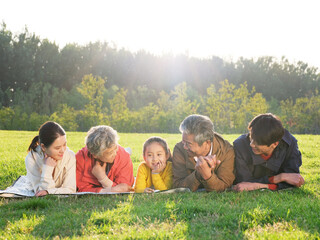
(94, 144, 118, 163)
(41, 135, 67, 161)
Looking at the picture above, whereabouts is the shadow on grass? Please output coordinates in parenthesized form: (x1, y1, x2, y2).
(0, 188, 319, 239)
(0, 194, 132, 238)
(127, 188, 320, 239)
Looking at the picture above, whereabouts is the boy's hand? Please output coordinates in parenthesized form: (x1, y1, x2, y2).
(277, 173, 305, 187)
(233, 182, 268, 192)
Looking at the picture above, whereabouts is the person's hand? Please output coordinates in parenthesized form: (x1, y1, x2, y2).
(203, 154, 221, 170)
(195, 156, 212, 180)
(35, 190, 48, 197)
(44, 156, 57, 167)
(92, 160, 107, 181)
(144, 187, 155, 193)
(151, 160, 167, 174)
(280, 173, 305, 187)
(111, 183, 133, 193)
(232, 182, 268, 192)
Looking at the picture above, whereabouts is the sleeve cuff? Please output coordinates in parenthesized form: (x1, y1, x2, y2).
(47, 188, 55, 194)
(269, 176, 275, 184)
(268, 184, 278, 191)
(196, 169, 215, 184)
(195, 170, 204, 182)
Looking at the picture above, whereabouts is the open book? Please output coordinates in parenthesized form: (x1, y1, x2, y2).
(0, 176, 191, 198)
(0, 176, 35, 198)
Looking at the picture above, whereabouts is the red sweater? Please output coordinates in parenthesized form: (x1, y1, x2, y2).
(76, 146, 134, 192)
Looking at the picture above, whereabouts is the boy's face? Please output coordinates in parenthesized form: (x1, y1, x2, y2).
(249, 133, 278, 156)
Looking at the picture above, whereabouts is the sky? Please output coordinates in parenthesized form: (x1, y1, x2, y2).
(1, 0, 320, 69)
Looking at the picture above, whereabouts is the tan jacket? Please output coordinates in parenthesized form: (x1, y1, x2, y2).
(25, 146, 76, 194)
(172, 133, 235, 192)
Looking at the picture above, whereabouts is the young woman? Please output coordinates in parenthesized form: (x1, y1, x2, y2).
(25, 121, 76, 196)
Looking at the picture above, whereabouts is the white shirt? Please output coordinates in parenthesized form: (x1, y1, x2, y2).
(25, 145, 76, 194)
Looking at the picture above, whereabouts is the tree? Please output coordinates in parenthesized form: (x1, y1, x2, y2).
(155, 82, 199, 133)
(11, 27, 40, 92)
(0, 107, 14, 129)
(0, 22, 13, 94)
(77, 74, 105, 111)
(50, 104, 79, 131)
(76, 74, 106, 130)
(34, 39, 61, 86)
(206, 80, 268, 133)
(280, 94, 320, 133)
(108, 88, 130, 131)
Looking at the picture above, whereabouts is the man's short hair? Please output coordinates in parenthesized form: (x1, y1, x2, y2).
(248, 113, 284, 146)
(179, 114, 214, 145)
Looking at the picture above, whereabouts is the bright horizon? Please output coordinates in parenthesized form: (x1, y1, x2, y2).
(1, 0, 320, 69)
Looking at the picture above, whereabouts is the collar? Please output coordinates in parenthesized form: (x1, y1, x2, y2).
(243, 134, 282, 171)
(282, 129, 292, 146)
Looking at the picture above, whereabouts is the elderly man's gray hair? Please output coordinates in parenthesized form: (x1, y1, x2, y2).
(179, 114, 215, 145)
(85, 125, 119, 156)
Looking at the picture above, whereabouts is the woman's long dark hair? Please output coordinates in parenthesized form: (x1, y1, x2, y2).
(28, 121, 66, 152)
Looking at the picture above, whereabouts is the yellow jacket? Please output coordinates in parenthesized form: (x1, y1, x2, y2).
(134, 161, 172, 193)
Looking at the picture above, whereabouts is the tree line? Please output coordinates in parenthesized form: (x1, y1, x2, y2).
(0, 23, 320, 133)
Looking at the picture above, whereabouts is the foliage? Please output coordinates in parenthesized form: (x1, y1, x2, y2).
(50, 104, 79, 131)
(1, 23, 320, 133)
(108, 88, 130, 131)
(77, 74, 105, 112)
(206, 80, 268, 133)
(0, 107, 14, 129)
(280, 93, 320, 133)
(1, 77, 320, 133)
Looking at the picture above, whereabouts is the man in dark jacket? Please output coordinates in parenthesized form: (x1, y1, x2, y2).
(233, 113, 304, 191)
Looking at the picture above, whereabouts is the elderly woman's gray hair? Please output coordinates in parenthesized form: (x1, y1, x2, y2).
(179, 114, 215, 145)
(85, 125, 119, 156)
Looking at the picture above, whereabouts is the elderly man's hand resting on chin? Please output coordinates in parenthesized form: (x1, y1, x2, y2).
(195, 155, 221, 180)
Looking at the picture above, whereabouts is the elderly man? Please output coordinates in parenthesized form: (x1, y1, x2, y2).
(172, 114, 235, 192)
(233, 113, 304, 192)
(76, 125, 134, 193)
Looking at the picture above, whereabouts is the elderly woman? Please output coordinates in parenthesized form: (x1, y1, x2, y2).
(76, 125, 134, 193)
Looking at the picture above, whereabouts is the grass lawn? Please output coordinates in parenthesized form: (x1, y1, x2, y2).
(0, 130, 319, 239)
